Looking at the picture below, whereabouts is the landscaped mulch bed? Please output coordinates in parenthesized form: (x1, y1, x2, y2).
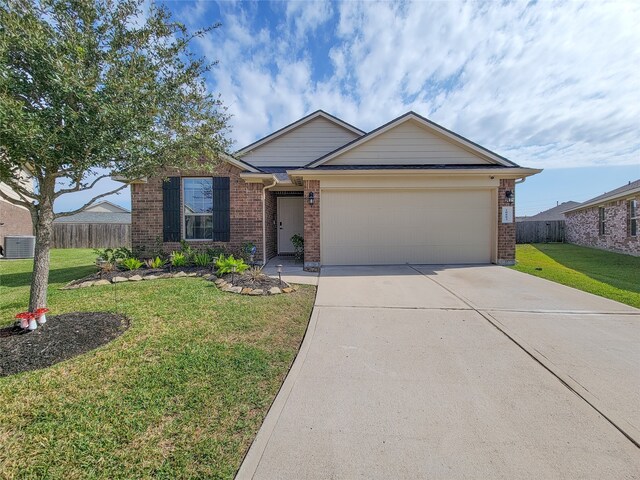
(221, 273, 290, 290)
(63, 267, 211, 289)
(0, 312, 129, 377)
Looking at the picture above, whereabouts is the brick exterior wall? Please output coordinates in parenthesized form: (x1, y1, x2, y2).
(565, 197, 639, 256)
(0, 199, 33, 248)
(497, 179, 516, 265)
(303, 180, 320, 270)
(131, 162, 266, 260)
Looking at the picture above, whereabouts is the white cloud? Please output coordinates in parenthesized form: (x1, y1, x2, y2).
(194, 0, 640, 168)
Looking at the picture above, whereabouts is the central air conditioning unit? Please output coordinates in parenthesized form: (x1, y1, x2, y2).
(4, 235, 36, 259)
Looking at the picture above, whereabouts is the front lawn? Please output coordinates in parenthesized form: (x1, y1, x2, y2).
(512, 243, 640, 309)
(0, 249, 315, 479)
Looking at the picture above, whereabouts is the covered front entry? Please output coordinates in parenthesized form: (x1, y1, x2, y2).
(277, 196, 304, 254)
(320, 188, 494, 265)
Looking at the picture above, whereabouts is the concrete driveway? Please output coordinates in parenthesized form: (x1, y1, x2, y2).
(237, 265, 640, 479)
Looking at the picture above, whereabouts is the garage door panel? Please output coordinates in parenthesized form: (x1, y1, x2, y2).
(321, 189, 493, 265)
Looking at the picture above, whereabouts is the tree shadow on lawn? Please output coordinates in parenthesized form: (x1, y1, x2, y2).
(530, 243, 640, 294)
(0, 265, 96, 288)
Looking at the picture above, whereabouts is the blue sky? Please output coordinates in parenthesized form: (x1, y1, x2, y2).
(55, 0, 640, 216)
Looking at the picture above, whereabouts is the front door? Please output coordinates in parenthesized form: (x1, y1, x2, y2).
(277, 197, 304, 254)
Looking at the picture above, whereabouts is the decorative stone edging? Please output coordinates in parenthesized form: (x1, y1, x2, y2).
(213, 278, 296, 296)
(61, 271, 297, 296)
(61, 271, 212, 290)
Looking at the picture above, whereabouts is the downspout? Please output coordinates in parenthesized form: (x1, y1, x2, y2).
(262, 176, 278, 266)
(515, 177, 526, 184)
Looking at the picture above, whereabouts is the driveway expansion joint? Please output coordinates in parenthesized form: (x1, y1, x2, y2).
(407, 264, 640, 449)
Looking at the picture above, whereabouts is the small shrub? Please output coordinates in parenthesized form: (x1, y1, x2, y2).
(171, 252, 187, 267)
(94, 246, 132, 265)
(192, 252, 212, 267)
(145, 256, 165, 269)
(291, 234, 304, 262)
(206, 246, 227, 259)
(248, 266, 264, 281)
(98, 261, 115, 274)
(215, 254, 249, 275)
(179, 240, 195, 261)
(121, 257, 144, 271)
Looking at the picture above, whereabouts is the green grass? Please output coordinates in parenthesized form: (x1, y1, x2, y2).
(0, 249, 315, 479)
(511, 243, 640, 309)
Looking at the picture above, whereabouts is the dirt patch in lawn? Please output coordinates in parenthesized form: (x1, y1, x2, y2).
(0, 312, 129, 377)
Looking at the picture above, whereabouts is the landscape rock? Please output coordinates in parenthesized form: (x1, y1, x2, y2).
(204, 274, 218, 281)
(186, 272, 198, 277)
(93, 279, 111, 286)
(282, 287, 293, 293)
(249, 289, 264, 296)
(241, 288, 253, 295)
(214, 278, 226, 286)
(143, 275, 158, 281)
(111, 276, 128, 283)
(230, 286, 243, 294)
(79, 281, 95, 288)
(129, 275, 143, 281)
(269, 287, 282, 295)
(173, 271, 187, 278)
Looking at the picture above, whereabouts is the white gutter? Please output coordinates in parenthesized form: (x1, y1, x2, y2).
(262, 176, 278, 265)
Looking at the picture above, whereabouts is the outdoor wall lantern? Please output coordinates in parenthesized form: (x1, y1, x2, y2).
(308, 192, 315, 205)
(505, 190, 514, 204)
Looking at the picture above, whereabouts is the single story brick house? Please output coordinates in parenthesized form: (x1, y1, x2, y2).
(123, 111, 541, 269)
(564, 179, 639, 256)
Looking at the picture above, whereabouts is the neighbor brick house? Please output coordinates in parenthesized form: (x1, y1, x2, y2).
(123, 111, 541, 269)
(564, 179, 639, 256)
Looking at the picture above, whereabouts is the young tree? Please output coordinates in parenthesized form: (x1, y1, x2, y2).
(0, 0, 230, 312)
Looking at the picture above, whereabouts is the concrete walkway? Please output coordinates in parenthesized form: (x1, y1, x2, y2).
(237, 265, 640, 479)
(263, 256, 318, 286)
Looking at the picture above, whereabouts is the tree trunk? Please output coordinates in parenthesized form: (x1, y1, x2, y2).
(28, 198, 54, 312)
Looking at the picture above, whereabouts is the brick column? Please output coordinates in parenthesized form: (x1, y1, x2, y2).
(497, 178, 516, 265)
(303, 180, 320, 271)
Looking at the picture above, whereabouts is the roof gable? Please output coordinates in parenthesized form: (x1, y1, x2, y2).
(307, 112, 518, 168)
(236, 111, 364, 168)
(84, 201, 130, 213)
(519, 201, 580, 221)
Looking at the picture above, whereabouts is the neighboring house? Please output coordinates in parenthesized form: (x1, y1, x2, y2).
(564, 179, 640, 256)
(0, 170, 34, 249)
(53, 201, 131, 248)
(517, 201, 580, 222)
(123, 110, 541, 268)
(54, 201, 131, 225)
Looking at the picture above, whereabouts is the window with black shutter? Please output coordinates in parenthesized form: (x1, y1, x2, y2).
(162, 177, 181, 242)
(176, 176, 230, 241)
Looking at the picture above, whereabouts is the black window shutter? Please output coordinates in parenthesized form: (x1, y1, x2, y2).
(162, 177, 181, 242)
(212, 177, 230, 242)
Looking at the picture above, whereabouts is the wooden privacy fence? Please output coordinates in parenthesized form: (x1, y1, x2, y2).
(516, 220, 565, 244)
(52, 223, 131, 249)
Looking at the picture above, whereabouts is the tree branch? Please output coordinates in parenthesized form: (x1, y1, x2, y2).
(0, 186, 33, 210)
(54, 184, 129, 218)
(0, 176, 37, 200)
(54, 174, 112, 198)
